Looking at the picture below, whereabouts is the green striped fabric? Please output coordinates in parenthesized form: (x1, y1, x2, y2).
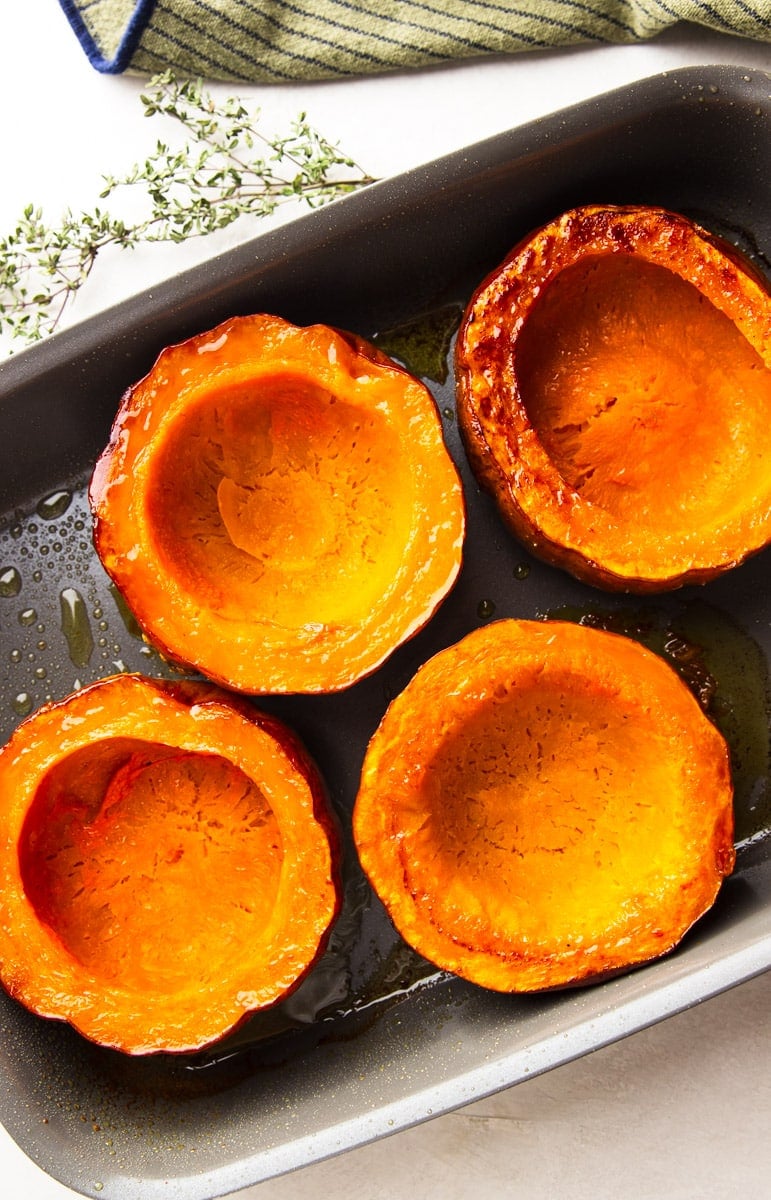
(62, 0, 771, 83)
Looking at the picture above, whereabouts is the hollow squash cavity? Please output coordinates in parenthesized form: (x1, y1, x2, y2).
(353, 619, 735, 993)
(20, 739, 283, 991)
(90, 315, 465, 693)
(517, 254, 770, 532)
(0, 675, 341, 1054)
(456, 204, 771, 591)
(145, 376, 410, 629)
(415, 667, 693, 950)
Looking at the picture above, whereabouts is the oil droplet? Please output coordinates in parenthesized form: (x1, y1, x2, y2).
(0, 566, 22, 597)
(18, 608, 37, 626)
(12, 693, 32, 716)
(36, 490, 72, 521)
(514, 562, 531, 580)
(10, 649, 21, 663)
(32, 570, 43, 583)
(477, 598, 496, 619)
(109, 583, 143, 640)
(10, 525, 22, 540)
(59, 588, 94, 668)
(442, 406, 455, 422)
(34, 667, 47, 680)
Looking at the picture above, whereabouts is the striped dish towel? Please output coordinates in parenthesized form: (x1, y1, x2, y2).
(59, 1, 771, 83)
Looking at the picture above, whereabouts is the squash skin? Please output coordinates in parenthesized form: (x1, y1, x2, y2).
(0, 674, 341, 1055)
(90, 314, 465, 694)
(353, 619, 735, 993)
(456, 204, 771, 592)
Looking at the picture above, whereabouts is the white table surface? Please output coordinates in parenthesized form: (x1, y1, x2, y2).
(0, 4, 769, 1198)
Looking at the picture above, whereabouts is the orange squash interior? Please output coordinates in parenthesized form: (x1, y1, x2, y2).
(144, 375, 411, 630)
(19, 741, 284, 989)
(517, 254, 770, 529)
(353, 619, 735, 992)
(90, 314, 465, 693)
(0, 675, 340, 1054)
(457, 205, 771, 591)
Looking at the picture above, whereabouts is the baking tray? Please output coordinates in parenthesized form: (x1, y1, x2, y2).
(0, 64, 769, 1200)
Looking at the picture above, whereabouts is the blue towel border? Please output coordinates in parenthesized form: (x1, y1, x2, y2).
(58, 0, 157, 74)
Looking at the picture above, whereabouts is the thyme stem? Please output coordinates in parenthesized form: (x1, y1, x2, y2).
(0, 71, 376, 346)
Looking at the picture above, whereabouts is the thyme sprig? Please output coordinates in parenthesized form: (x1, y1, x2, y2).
(0, 72, 376, 345)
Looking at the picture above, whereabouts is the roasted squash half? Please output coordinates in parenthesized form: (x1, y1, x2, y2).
(0, 674, 340, 1054)
(90, 314, 465, 693)
(353, 619, 734, 992)
(456, 204, 771, 591)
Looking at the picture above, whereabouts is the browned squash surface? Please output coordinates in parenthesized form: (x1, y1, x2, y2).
(90, 314, 465, 693)
(456, 204, 771, 591)
(0, 674, 340, 1054)
(353, 619, 735, 992)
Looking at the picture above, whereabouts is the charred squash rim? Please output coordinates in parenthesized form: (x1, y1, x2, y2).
(456, 204, 771, 592)
(0, 674, 340, 1054)
(353, 619, 735, 993)
(89, 314, 465, 694)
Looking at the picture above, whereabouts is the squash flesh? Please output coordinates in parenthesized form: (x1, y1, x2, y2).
(517, 254, 771, 535)
(457, 205, 771, 590)
(413, 670, 694, 948)
(20, 740, 283, 990)
(0, 675, 341, 1054)
(145, 376, 411, 628)
(354, 620, 735, 992)
(90, 315, 465, 693)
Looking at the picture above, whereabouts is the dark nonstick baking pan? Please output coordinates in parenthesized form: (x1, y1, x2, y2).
(0, 64, 769, 1200)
